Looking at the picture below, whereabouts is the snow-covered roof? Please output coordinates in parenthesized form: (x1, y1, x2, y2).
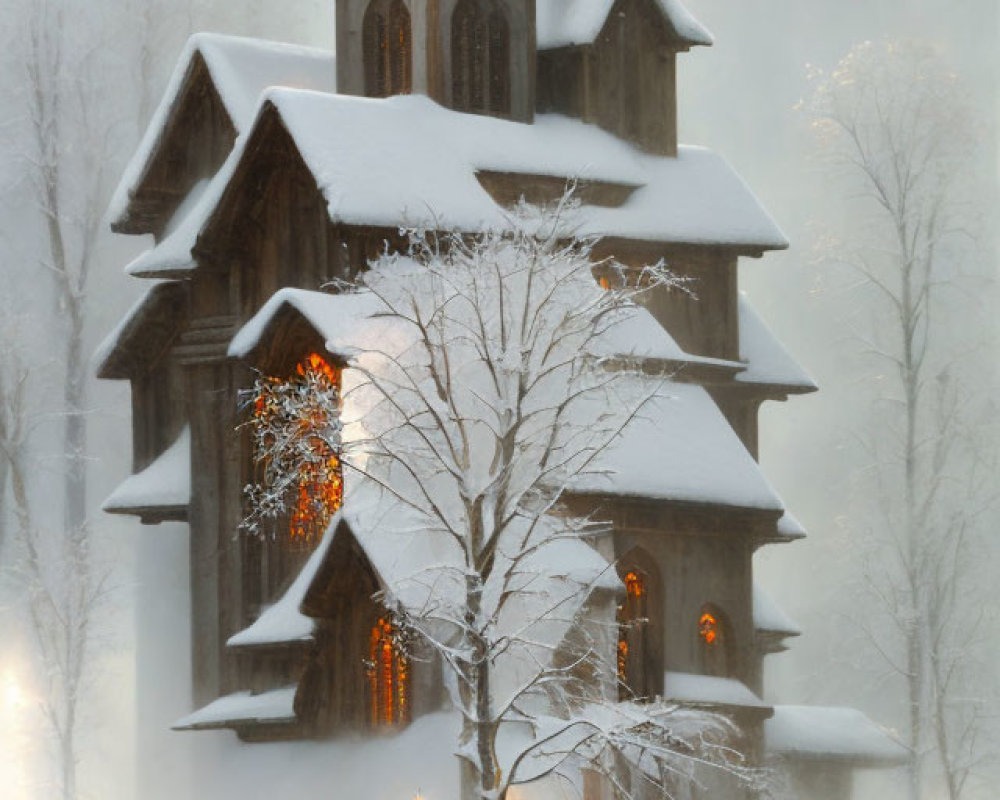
(753, 585, 801, 637)
(102, 427, 190, 519)
(663, 672, 770, 711)
(93, 281, 184, 379)
(570, 379, 784, 511)
(776, 511, 807, 539)
(765, 705, 909, 767)
(736, 295, 816, 392)
(229, 483, 618, 650)
(126, 91, 787, 278)
(172, 685, 297, 731)
(536, 0, 714, 50)
(227, 287, 781, 513)
(227, 288, 385, 362)
(226, 521, 327, 648)
(108, 33, 336, 228)
(228, 286, 741, 373)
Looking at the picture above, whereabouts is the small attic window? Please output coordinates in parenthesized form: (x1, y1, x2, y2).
(452, 0, 511, 116)
(364, 0, 412, 97)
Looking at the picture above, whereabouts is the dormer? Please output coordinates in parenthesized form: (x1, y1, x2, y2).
(336, 0, 537, 122)
(108, 34, 336, 239)
(537, 0, 713, 156)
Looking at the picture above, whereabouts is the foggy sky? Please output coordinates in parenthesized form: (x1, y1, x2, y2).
(2, 0, 997, 798)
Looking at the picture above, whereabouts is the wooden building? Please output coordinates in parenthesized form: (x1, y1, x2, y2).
(98, 2, 907, 797)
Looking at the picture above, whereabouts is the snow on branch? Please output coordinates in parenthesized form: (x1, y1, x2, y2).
(243, 195, 760, 799)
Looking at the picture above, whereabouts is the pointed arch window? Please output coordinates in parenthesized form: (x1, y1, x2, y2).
(452, 0, 511, 116)
(368, 617, 410, 727)
(242, 350, 343, 621)
(617, 569, 654, 700)
(364, 0, 412, 97)
(487, 9, 510, 114)
(698, 604, 733, 678)
(250, 351, 344, 547)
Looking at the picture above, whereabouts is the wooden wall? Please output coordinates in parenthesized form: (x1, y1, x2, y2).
(566, 496, 776, 696)
(593, 239, 741, 362)
(115, 53, 236, 238)
(337, 0, 537, 121)
(537, 0, 680, 156)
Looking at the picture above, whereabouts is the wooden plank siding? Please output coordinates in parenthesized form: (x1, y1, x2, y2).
(537, 0, 680, 156)
(114, 52, 237, 239)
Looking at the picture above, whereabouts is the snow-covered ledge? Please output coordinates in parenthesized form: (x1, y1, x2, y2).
(103, 427, 190, 524)
(663, 671, 771, 713)
(172, 686, 298, 732)
(765, 705, 909, 768)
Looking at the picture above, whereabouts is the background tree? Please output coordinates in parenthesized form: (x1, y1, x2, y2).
(803, 39, 998, 800)
(244, 203, 762, 800)
(0, 0, 153, 796)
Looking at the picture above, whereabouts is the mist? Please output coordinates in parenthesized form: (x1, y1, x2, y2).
(0, 0, 996, 798)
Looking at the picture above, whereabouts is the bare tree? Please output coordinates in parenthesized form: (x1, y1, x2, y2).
(0, 321, 29, 560)
(803, 39, 997, 800)
(0, 327, 109, 800)
(0, 1, 123, 797)
(244, 201, 765, 800)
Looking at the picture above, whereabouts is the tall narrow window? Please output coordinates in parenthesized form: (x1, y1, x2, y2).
(247, 351, 344, 548)
(388, 0, 412, 95)
(452, 0, 510, 116)
(451, 0, 481, 112)
(368, 617, 410, 727)
(698, 604, 732, 678)
(617, 570, 648, 700)
(487, 9, 510, 115)
(242, 351, 343, 623)
(364, 0, 412, 97)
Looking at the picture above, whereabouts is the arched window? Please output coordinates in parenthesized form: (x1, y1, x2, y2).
(487, 9, 510, 115)
(242, 350, 343, 619)
(368, 617, 410, 727)
(617, 556, 669, 701)
(617, 570, 647, 699)
(452, 0, 510, 116)
(251, 351, 344, 547)
(698, 604, 733, 678)
(364, 0, 412, 97)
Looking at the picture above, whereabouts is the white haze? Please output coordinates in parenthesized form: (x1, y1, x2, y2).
(0, 0, 996, 798)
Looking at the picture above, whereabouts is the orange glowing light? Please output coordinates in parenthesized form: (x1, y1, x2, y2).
(624, 571, 644, 599)
(296, 351, 339, 384)
(699, 612, 719, 646)
(616, 639, 629, 682)
(368, 618, 409, 728)
(254, 353, 343, 546)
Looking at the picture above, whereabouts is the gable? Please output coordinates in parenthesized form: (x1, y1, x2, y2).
(112, 52, 237, 237)
(108, 33, 336, 237)
(300, 518, 384, 619)
(95, 281, 187, 379)
(536, 0, 713, 51)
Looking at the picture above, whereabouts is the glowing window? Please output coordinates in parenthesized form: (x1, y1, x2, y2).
(699, 611, 719, 645)
(698, 604, 731, 677)
(617, 570, 649, 699)
(251, 352, 343, 547)
(368, 618, 410, 727)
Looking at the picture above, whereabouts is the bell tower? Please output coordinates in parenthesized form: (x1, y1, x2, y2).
(337, 0, 536, 123)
